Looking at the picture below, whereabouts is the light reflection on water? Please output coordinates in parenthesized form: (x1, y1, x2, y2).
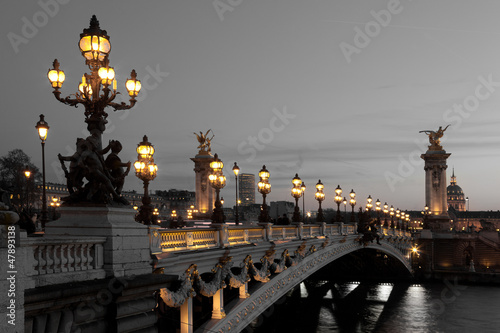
(249, 282, 500, 333)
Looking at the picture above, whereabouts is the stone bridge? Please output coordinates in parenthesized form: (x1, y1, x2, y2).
(3, 208, 413, 333)
(153, 222, 413, 333)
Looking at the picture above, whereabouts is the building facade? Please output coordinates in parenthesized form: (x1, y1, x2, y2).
(239, 173, 255, 206)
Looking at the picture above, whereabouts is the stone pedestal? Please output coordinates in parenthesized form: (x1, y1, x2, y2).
(45, 206, 152, 277)
(191, 152, 215, 217)
(421, 149, 451, 230)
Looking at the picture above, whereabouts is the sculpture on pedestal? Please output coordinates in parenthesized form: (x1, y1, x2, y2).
(419, 125, 450, 150)
(194, 129, 214, 154)
(58, 137, 130, 205)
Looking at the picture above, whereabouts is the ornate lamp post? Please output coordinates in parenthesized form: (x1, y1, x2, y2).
(35, 114, 49, 230)
(24, 166, 31, 212)
(291, 174, 302, 222)
(349, 189, 356, 222)
(334, 185, 343, 222)
(315, 180, 325, 222)
(232, 162, 240, 225)
(375, 199, 381, 226)
(257, 165, 271, 222)
(301, 182, 306, 223)
(134, 135, 158, 225)
(343, 197, 347, 221)
(390, 205, 395, 228)
(422, 204, 431, 229)
(395, 208, 401, 229)
(47, 15, 141, 150)
(50, 197, 61, 220)
(153, 208, 160, 224)
(383, 202, 389, 228)
(209, 154, 226, 224)
(366, 195, 373, 213)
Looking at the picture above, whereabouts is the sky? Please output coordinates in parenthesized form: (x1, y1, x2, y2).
(1, 0, 499, 212)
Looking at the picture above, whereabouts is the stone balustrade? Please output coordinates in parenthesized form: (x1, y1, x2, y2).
(155, 222, 412, 253)
(23, 236, 106, 287)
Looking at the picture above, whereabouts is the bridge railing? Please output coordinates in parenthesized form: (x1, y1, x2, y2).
(22, 235, 106, 287)
(152, 222, 402, 253)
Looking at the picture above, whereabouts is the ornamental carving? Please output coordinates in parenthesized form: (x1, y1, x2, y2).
(228, 256, 251, 289)
(195, 258, 231, 297)
(270, 249, 288, 274)
(159, 264, 197, 307)
(248, 255, 271, 282)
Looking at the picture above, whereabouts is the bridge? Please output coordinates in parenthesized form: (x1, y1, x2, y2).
(9, 214, 412, 333)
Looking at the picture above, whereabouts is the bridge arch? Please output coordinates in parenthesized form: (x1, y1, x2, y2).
(200, 240, 412, 332)
(156, 227, 413, 333)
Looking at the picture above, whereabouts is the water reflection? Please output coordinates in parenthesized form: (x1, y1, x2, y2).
(248, 282, 500, 333)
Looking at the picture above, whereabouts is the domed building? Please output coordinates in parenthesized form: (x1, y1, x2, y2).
(447, 169, 466, 211)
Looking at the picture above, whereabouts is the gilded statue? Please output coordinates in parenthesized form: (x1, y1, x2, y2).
(194, 129, 214, 153)
(419, 125, 450, 150)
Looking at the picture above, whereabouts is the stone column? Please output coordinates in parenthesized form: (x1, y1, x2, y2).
(180, 297, 193, 333)
(421, 149, 451, 229)
(212, 288, 225, 319)
(239, 283, 250, 298)
(191, 152, 215, 217)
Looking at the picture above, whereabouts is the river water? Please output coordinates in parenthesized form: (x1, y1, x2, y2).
(246, 281, 500, 333)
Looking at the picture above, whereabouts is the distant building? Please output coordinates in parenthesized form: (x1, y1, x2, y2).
(269, 201, 295, 220)
(447, 169, 466, 212)
(239, 173, 255, 206)
(155, 189, 195, 210)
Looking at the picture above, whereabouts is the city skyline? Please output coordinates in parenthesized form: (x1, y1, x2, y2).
(1, 1, 499, 211)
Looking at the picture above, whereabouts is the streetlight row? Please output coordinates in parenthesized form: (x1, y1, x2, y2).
(208, 155, 416, 228)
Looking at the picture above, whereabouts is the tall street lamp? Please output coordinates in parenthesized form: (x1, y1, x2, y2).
(47, 15, 141, 151)
(24, 166, 31, 212)
(209, 154, 226, 224)
(334, 185, 343, 222)
(50, 197, 61, 220)
(343, 197, 347, 221)
(390, 205, 395, 228)
(366, 195, 373, 213)
(257, 165, 271, 222)
(315, 180, 325, 222)
(396, 208, 401, 229)
(291, 174, 302, 222)
(232, 162, 240, 225)
(134, 135, 158, 225)
(383, 202, 389, 228)
(422, 204, 431, 229)
(375, 199, 381, 226)
(349, 189, 356, 223)
(301, 182, 306, 223)
(35, 114, 49, 230)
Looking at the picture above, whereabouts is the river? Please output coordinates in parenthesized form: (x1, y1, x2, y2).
(246, 281, 500, 333)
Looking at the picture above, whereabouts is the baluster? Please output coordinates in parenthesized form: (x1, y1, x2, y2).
(74, 244, 82, 271)
(39, 246, 47, 275)
(67, 244, 75, 271)
(81, 244, 88, 270)
(32, 245, 40, 275)
(60, 244, 68, 272)
(53, 245, 61, 273)
(46, 245, 54, 274)
(88, 244, 95, 269)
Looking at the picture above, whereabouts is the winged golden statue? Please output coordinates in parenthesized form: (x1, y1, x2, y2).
(194, 129, 215, 153)
(419, 125, 450, 150)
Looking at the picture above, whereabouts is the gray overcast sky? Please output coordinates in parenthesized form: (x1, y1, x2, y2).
(1, 0, 499, 211)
